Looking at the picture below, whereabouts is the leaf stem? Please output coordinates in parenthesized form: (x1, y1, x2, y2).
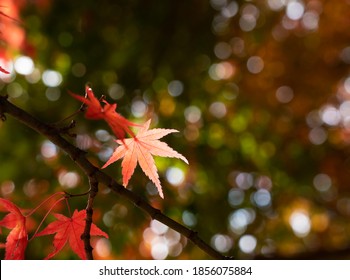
(25, 191, 66, 218)
(28, 197, 66, 241)
(65, 198, 72, 217)
(53, 109, 82, 125)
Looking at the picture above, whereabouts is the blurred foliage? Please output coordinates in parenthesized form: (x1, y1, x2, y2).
(1, 0, 350, 259)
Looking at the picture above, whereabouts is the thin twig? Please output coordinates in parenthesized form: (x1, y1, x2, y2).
(28, 197, 66, 242)
(25, 191, 66, 217)
(0, 95, 231, 260)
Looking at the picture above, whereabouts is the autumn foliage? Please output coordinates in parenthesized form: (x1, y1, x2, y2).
(36, 209, 108, 260)
(69, 86, 139, 140)
(3, 0, 350, 261)
(102, 119, 188, 198)
(72, 87, 188, 198)
(0, 194, 108, 260)
(0, 85, 188, 259)
(0, 198, 27, 259)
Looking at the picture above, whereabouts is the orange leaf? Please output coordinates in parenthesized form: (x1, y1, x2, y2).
(0, 198, 28, 259)
(102, 100, 138, 140)
(70, 86, 138, 139)
(35, 209, 108, 259)
(102, 119, 188, 198)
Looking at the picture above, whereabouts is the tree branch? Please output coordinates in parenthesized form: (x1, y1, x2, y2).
(0, 95, 230, 260)
(81, 176, 99, 260)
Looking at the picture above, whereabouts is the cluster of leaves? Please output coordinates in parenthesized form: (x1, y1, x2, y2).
(1, 2, 189, 258)
(70, 86, 188, 198)
(0, 84, 188, 259)
(0, 196, 107, 259)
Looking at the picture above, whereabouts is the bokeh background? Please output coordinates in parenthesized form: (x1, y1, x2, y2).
(1, 0, 350, 259)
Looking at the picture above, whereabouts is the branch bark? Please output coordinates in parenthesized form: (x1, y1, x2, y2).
(0, 95, 230, 260)
(81, 176, 99, 260)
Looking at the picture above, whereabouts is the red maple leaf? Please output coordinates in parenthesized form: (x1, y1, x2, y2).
(0, 198, 28, 259)
(69, 85, 105, 119)
(35, 209, 108, 259)
(102, 119, 188, 198)
(70, 86, 138, 140)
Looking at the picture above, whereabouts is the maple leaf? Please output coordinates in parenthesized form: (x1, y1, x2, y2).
(0, 66, 10, 74)
(0, 198, 28, 259)
(69, 85, 105, 119)
(35, 209, 108, 259)
(70, 86, 138, 139)
(102, 119, 188, 198)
